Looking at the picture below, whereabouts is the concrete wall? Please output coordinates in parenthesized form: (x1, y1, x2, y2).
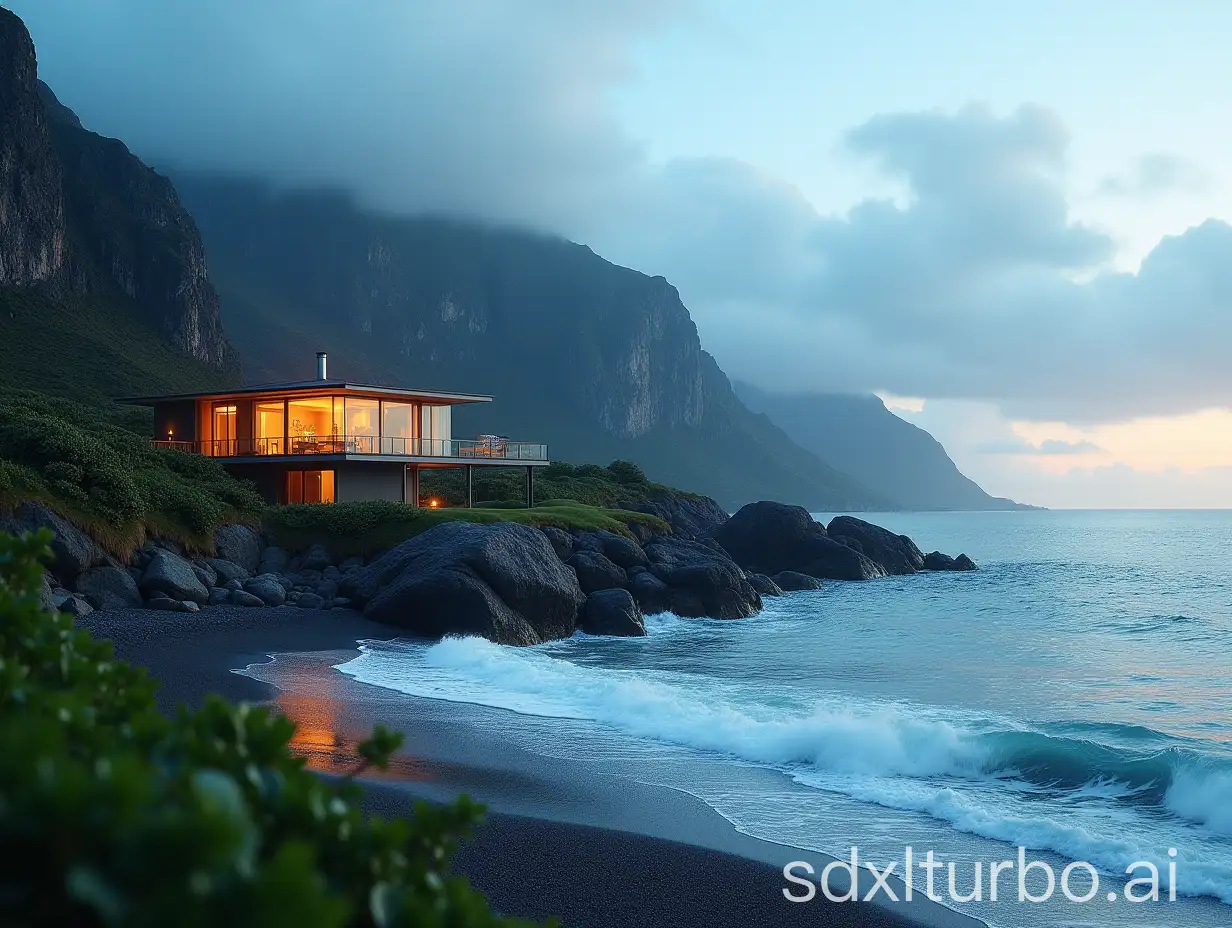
(336, 461, 405, 503)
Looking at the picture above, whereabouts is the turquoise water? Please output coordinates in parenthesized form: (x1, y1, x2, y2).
(336, 510, 1232, 926)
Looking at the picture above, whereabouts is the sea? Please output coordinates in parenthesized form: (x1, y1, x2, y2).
(330, 510, 1232, 927)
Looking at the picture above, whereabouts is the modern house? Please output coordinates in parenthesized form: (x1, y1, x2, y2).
(122, 353, 549, 506)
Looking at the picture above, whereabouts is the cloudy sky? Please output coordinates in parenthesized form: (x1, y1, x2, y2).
(13, 0, 1232, 507)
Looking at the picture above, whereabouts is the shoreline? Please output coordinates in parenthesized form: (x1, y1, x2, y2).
(80, 605, 980, 928)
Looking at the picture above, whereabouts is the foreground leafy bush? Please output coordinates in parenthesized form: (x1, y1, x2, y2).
(0, 529, 539, 928)
(0, 391, 263, 552)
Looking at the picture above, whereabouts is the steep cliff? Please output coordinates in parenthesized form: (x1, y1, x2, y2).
(0, 8, 64, 287)
(0, 8, 236, 392)
(735, 384, 1027, 511)
(172, 176, 889, 510)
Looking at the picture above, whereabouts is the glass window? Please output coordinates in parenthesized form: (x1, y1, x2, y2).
(211, 404, 236, 456)
(381, 401, 415, 454)
(346, 398, 379, 454)
(285, 470, 335, 504)
(255, 400, 285, 455)
(287, 396, 338, 454)
(420, 405, 452, 455)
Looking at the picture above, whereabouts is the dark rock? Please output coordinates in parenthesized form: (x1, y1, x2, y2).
(0, 501, 101, 585)
(712, 501, 885, 581)
(299, 543, 332, 571)
(224, 578, 244, 592)
(629, 494, 729, 540)
(316, 579, 339, 601)
(287, 556, 303, 573)
(661, 559, 760, 619)
(207, 587, 230, 606)
(747, 573, 784, 597)
(76, 565, 143, 610)
(151, 539, 184, 556)
(38, 572, 56, 612)
(567, 551, 628, 594)
(212, 524, 262, 573)
(338, 555, 364, 571)
(341, 521, 585, 645)
(594, 530, 648, 570)
(54, 591, 93, 617)
(139, 550, 209, 604)
(126, 565, 143, 584)
(773, 571, 825, 592)
(580, 589, 646, 637)
(243, 574, 287, 606)
(331, 597, 352, 609)
(258, 546, 290, 575)
(322, 565, 341, 582)
(571, 532, 603, 553)
(146, 594, 197, 613)
(955, 554, 977, 571)
(922, 551, 956, 571)
(668, 589, 707, 618)
(826, 516, 924, 576)
(230, 589, 267, 608)
(629, 571, 671, 614)
(206, 557, 248, 585)
(539, 526, 574, 561)
(192, 561, 217, 590)
(296, 592, 325, 609)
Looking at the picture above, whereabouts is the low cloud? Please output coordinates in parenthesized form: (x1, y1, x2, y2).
(976, 437, 1103, 455)
(14, 2, 1232, 429)
(1097, 153, 1211, 198)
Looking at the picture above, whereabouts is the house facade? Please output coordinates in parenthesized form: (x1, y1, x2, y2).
(122, 354, 549, 506)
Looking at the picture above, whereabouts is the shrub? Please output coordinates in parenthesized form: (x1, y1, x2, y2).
(605, 460, 646, 485)
(0, 528, 541, 928)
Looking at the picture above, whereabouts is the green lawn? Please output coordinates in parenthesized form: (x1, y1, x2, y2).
(263, 499, 668, 557)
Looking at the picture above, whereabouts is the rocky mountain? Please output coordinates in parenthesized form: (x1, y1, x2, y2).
(0, 7, 237, 395)
(170, 175, 891, 510)
(734, 383, 1026, 510)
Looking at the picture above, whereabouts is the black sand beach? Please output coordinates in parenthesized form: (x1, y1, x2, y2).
(81, 607, 979, 928)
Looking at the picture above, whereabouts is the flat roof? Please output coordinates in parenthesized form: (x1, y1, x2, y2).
(117, 379, 494, 406)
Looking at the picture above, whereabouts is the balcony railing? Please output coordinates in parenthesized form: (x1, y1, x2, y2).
(151, 434, 549, 461)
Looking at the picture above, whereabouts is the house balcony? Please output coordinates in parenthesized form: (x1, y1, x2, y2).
(152, 434, 550, 462)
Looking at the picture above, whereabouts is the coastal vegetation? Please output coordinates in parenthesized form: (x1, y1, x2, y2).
(0, 528, 535, 927)
(264, 498, 668, 558)
(0, 391, 263, 555)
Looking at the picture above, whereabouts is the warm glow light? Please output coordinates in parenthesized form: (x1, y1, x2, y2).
(428, 498, 441, 508)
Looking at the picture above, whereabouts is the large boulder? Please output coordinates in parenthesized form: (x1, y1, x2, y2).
(567, 550, 628, 594)
(712, 501, 885, 581)
(747, 573, 784, 597)
(206, 557, 249, 585)
(580, 589, 646, 637)
(1, 502, 102, 585)
(258, 545, 290, 575)
(826, 516, 924, 575)
(646, 536, 760, 619)
(299, 543, 333, 571)
(539, 526, 573, 562)
(139, 550, 209, 604)
(579, 530, 648, 571)
(243, 573, 287, 606)
(629, 493, 729, 540)
(773, 571, 825, 592)
(76, 565, 143, 610)
(212, 524, 263, 573)
(922, 551, 979, 572)
(629, 571, 671, 614)
(341, 522, 586, 645)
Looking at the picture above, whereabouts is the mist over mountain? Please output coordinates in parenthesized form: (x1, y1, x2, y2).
(734, 383, 1028, 511)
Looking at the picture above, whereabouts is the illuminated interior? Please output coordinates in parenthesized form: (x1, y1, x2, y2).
(285, 469, 335, 504)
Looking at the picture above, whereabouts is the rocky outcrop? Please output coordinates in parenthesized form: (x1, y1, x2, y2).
(568, 550, 628, 595)
(340, 522, 586, 645)
(0, 501, 104, 586)
(773, 571, 825, 592)
(922, 551, 978, 572)
(580, 589, 646, 637)
(212, 524, 263, 574)
(645, 536, 760, 619)
(826, 516, 924, 576)
(0, 9, 236, 371)
(747, 573, 784, 597)
(629, 570, 671, 614)
(77, 565, 142, 610)
(139, 550, 209, 605)
(713, 502, 976, 582)
(629, 494, 729, 540)
(713, 501, 886, 581)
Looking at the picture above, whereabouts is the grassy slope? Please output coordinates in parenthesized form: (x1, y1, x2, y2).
(0, 288, 233, 401)
(264, 500, 668, 558)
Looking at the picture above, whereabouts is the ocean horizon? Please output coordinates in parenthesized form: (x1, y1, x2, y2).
(324, 509, 1232, 927)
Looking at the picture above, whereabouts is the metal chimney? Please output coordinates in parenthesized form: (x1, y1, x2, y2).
(316, 352, 328, 380)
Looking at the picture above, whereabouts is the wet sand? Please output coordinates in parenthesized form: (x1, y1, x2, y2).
(81, 606, 979, 928)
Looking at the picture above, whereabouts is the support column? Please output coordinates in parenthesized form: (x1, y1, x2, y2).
(465, 465, 474, 508)
(526, 466, 534, 508)
(409, 465, 421, 508)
